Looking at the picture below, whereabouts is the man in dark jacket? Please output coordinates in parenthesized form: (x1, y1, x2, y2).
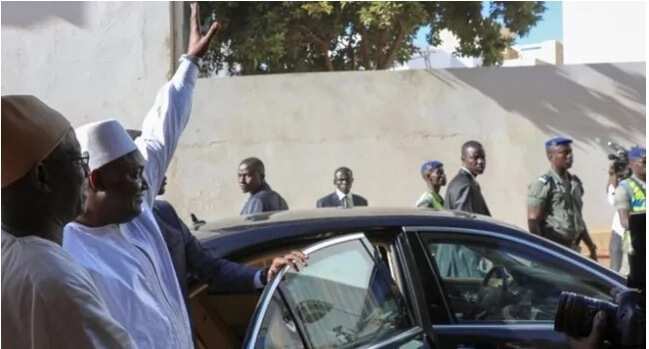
(444, 140, 491, 216)
(153, 178, 305, 326)
(239, 157, 288, 215)
(317, 167, 368, 208)
(154, 179, 256, 299)
(439, 141, 490, 279)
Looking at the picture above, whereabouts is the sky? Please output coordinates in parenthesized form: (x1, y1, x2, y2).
(414, 1, 563, 48)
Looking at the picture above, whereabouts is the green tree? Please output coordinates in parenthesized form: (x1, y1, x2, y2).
(198, 1, 545, 75)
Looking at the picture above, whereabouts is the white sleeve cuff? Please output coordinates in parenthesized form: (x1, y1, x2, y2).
(172, 55, 199, 86)
(607, 184, 616, 205)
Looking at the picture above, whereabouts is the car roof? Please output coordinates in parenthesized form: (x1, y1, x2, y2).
(195, 207, 625, 287)
(200, 207, 470, 231)
(196, 207, 526, 257)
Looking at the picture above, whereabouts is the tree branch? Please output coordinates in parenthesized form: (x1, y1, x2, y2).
(294, 24, 333, 71)
(378, 18, 408, 69)
(374, 29, 389, 69)
(295, 24, 327, 47)
(358, 25, 370, 69)
(347, 28, 355, 70)
(321, 40, 334, 71)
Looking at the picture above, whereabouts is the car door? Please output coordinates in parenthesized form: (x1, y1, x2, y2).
(399, 227, 626, 349)
(243, 233, 433, 349)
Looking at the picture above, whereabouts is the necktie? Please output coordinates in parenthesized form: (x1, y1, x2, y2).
(342, 195, 351, 208)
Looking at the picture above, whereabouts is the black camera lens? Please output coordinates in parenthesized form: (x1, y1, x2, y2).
(554, 292, 617, 338)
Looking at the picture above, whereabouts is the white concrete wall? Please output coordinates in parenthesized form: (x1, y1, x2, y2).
(563, 1, 646, 64)
(1, 1, 172, 129)
(2, 2, 646, 233)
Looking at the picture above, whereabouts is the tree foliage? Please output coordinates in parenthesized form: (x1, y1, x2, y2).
(198, 1, 545, 75)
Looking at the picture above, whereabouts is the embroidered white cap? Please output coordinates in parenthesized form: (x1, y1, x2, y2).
(75, 119, 138, 171)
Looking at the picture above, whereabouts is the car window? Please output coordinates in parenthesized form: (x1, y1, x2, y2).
(254, 291, 305, 349)
(422, 235, 613, 323)
(276, 238, 413, 349)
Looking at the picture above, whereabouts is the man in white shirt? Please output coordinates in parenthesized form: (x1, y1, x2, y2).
(606, 163, 628, 273)
(63, 4, 216, 348)
(63, 5, 305, 347)
(1, 95, 133, 348)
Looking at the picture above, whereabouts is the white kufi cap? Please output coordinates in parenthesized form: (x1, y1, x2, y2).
(75, 119, 138, 171)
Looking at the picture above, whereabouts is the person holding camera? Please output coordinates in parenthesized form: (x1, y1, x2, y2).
(568, 311, 607, 349)
(557, 211, 645, 349)
(607, 162, 629, 273)
(527, 137, 598, 259)
(614, 146, 645, 259)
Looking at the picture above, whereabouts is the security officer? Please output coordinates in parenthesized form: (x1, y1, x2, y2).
(614, 146, 645, 258)
(527, 136, 598, 260)
(416, 160, 446, 209)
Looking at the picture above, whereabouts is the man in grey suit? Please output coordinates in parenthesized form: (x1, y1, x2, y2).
(444, 140, 491, 216)
(317, 167, 368, 208)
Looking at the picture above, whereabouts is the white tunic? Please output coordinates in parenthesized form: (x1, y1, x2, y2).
(63, 57, 198, 348)
(2, 231, 134, 348)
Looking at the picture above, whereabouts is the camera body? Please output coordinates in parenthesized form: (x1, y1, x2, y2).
(554, 212, 645, 348)
(555, 289, 643, 347)
(608, 141, 632, 179)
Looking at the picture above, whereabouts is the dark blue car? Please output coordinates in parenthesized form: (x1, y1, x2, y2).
(190, 208, 626, 349)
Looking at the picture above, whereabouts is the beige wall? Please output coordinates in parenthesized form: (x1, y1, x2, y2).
(2, 2, 646, 232)
(171, 63, 645, 231)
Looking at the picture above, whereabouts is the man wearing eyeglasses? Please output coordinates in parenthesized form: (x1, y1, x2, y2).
(62, 4, 304, 347)
(62, 3, 221, 348)
(1, 96, 134, 348)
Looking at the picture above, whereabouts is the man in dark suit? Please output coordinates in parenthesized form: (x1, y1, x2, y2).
(444, 140, 491, 216)
(153, 177, 305, 327)
(239, 157, 289, 215)
(439, 141, 490, 279)
(317, 167, 368, 208)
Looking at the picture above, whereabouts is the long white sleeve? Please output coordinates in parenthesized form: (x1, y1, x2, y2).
(135, 56, 199, 206)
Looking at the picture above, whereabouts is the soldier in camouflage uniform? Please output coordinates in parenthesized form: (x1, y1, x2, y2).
(527, 136, 598, 260)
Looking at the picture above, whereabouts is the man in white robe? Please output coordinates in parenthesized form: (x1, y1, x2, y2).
(1, 95, 134, 348)
(63, 4, 305, 347)
(62, 4, 219, 348)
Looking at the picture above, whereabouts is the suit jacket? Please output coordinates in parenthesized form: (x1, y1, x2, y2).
(240, 183, 289, 215)
(316, 192, 368, 208)
(444, 170, 491, 216)
(153, 200, 259, 312)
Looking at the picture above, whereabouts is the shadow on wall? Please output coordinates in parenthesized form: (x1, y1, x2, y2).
(1, 1, 88, 28)
(588, 64, 646, 106)
(429, 63, 646, 151)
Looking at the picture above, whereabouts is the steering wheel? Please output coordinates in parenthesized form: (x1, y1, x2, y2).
(475, 266, 511, 320)
(482, 265, 510, 291)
